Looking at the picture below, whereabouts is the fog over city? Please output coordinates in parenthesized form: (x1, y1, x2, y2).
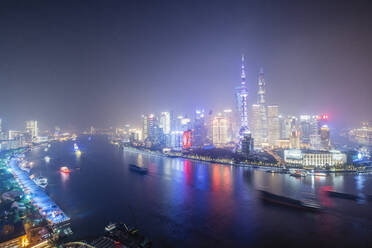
(0, 0, 371, 130)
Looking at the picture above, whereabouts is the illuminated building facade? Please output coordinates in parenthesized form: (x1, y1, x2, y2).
(193, 109, 207, 148)
(129, 128, 143, 143)
(26, 120, 38, 140)
(241, 131, 254, 157)
(183, 130, 192, 148)
(284, 149, 346, 167)
(223, 109, 234, 142)
(212, 114, 229, 147)
(251, 104, 262, 146)
(257, 68, 268, 145)
(159, 112, 171, 135)
(320, 125, 331, 150)
(280, 115, 292, 140)
(170, 131, 183, 149)
(289, 117, 300, 149)
(348, 122, 372, 145)
(267, 105, 280, 146)
(142, 114, 155, 141)
(299, 115, 311, 144)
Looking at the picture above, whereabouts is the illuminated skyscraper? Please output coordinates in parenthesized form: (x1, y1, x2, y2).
(142, 114, 155, 141)
(223, 109, 234, 142)
(320, 125, 331, 150)
(299, 115, 311, 144)
(289, 117, 300, 149)
(241, 131, 254, 158)
(251, 104, 262, 145)
(212, 114, 229, 147)
(26, 120, 38, 140)
(159, 112, 171, 134)
(267, 105, 280, 146)
(280, 116, 292, 140)
(193, 109, 206, 148)
(251, 68, 269, 147)
(235, 55, 249, 135)
(257, 68, 268, 144)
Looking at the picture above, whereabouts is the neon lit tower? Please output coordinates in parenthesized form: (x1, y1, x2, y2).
(239, 55, 249, 134)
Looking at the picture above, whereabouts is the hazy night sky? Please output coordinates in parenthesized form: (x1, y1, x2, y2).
(1, 0, 372, 130)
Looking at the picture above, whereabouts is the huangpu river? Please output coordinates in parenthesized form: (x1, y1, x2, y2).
(27, 135, 372, 247)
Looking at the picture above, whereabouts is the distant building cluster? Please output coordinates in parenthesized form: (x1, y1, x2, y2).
(0, 119, 75, 152)
(348, 122, 372, 146)
(0, 120, 39, 151)
(119, 55, 343, 164)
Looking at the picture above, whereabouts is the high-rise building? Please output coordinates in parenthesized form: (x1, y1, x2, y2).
(320, 125, 331, 150)
(299, 115, 311, 144)
(289, 117, 300, 149)
(267, 105, 280, 146)
(183, 130, 192, 149)
(235, 55, 249, 135)
(251, 104, 262, 145)
(142, 114, 155, 141)
(193, 109, 206, 148)
(241, 131, 254, 158)
(170, 131, 183, 149)
(8, 130, 21, 140)
(280, 116, 292, 140)
(223, 109, 234, 142)
(257, 68, 268, 145)
(159, 112, 171, 135)
(26, 120, 38, 140)
(250, 68, 270, 148)
(212, 114, 229, 147)
(0, 118, 2, 133)
(309, 115, 321, 150)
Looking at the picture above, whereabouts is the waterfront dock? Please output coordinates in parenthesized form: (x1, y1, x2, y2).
(8, 156, 70, 225)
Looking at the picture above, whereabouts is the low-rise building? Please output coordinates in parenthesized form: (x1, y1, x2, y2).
(284, 149, 347, 167)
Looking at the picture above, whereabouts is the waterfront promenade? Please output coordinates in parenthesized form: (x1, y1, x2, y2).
(8, 156, 69, 225)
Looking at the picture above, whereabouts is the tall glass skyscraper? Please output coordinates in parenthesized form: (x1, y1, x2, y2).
(257, 68, 268, 144)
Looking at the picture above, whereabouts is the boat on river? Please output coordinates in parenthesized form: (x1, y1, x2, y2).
(258, 190, 321, 212)
(60, 166, 71, 173)
(290, 169, 308, 177)
(32, 176, 48, 189)
(129, 164, 148, 174)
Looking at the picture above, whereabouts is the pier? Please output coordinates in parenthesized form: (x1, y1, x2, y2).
(8, 156, 70, 225)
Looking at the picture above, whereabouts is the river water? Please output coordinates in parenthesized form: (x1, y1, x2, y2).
(27, 135, 372, 247)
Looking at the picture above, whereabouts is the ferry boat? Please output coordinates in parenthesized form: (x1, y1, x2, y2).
(290, 169, 307, 177)
(32, 177, 48, 189)
(313, 172, 328, 177)
(19, 161, 31, 173)
(44, 156, 51, 163)
(105, 223, 117, 232)
(258, 190, 321, 212)
(129, 164, 148, 174)
(60, 166, 71, 173)
(73, 143, 79, 151)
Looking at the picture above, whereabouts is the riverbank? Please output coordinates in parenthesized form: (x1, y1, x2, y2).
(8, 155, 70, 225)
(121, 145, 358, 174)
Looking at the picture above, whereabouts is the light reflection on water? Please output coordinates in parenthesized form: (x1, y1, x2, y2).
(27, 137, 372, 248)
